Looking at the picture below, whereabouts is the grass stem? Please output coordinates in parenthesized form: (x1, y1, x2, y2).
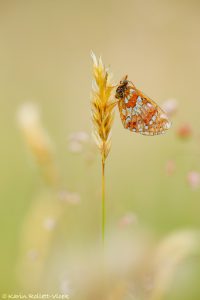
(102, 157, 105, 245)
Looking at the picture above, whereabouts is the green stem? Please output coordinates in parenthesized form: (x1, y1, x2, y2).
(102, 157, 105, 245)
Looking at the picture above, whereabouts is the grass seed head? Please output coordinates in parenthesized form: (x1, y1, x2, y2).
(91, 51, 115, 162)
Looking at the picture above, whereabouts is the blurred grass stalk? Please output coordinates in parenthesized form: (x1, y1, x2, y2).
(17, 103, 61, 289)
(17, 102, 82, 291)
(149, 230, 199, 300)
(91, 51, 115, 244)
(17, 103, 59, 187)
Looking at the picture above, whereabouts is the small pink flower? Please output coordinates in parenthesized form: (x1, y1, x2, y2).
(177, 124, 192, 139)
(165, 160, 176, 176)
(187, 171, 200, 190)
(118, 212, 138, 227)
(162, 98, 178, 117)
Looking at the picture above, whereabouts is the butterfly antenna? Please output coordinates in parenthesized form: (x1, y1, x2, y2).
(128, 80, 135, 87)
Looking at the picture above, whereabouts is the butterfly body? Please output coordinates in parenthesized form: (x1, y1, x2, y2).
(116, 76, 171, 135)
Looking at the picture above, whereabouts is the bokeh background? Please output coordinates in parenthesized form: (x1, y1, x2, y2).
(1, 0, 200, 299)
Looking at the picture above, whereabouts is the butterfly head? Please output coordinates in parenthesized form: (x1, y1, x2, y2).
(115, 75, 129, 99)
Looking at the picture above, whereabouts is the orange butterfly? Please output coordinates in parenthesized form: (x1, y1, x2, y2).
(115, 76, 171, 135)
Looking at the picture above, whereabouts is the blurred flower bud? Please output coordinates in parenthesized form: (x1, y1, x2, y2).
(162, 98, 178, 117)
(187, 171, 200, 190)
(177, 123, 192, 139)
(68, 131, 89, 153)
(118, 212, 138, 227)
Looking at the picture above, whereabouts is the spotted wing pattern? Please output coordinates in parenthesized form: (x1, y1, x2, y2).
(118, 85, 171, 135)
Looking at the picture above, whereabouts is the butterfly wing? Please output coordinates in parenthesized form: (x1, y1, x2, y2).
(118, 86, 171, 135)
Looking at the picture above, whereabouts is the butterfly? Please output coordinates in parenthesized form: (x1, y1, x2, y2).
(115, 76, 171, 135)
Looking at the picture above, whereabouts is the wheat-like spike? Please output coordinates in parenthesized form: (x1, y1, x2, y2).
(91, 51, 115, 162)
(91, 51, 116, 244)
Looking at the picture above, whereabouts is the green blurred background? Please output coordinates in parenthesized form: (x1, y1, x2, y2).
(1, 0, 200, 299)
